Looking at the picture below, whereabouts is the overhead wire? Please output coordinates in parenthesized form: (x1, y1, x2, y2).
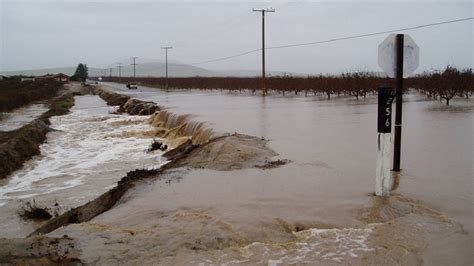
(190, 17, 474, 65)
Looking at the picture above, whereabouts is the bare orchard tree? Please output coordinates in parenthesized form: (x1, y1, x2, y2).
(437, 66, 470, 106)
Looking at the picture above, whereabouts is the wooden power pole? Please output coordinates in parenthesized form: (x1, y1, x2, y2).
(131, 57, 138, 80)
(117, 63, 122, 78)
(161, 46, 173, 90)
(253, 8, 275, 96)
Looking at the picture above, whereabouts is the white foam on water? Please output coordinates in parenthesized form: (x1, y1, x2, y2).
(0, 95, 166, 206)
(200, 226, 376, 265)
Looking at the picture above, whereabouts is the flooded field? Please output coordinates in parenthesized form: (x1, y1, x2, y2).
(105, 82, 473, 236)
(0, 103, 48, 131)
(0, 95, 166, 237)
(0, 84, 472, 264)
(29, 83, 468, 264)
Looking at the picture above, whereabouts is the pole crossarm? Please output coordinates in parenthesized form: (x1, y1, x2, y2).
(252, 8, 275, 12)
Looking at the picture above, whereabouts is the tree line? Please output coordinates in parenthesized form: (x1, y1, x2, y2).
(101, 66, 472, 105)
(409, 66, 472, 105)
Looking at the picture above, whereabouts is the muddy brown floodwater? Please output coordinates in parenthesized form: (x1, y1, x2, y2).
(0, 103, 48, 131)
(45, 83, 472, 264)
(0, 95, 166, 238)
(105, 82, 473, 235)
(1, 82, 472, 264)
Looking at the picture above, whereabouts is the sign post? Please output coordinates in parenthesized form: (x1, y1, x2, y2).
(393, 35, 404, 172)
(376, 87, 395, 196)
(378, 34, 419, 173)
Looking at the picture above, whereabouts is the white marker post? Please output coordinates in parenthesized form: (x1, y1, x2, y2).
(376, 87, 394, 196)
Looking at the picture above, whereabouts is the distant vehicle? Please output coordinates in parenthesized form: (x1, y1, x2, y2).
(90, 81, 100, 87)
(126, 82, 138, 89)
(83, 80, 101, 87)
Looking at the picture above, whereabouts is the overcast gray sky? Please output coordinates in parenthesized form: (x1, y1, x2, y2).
(1, 0, 472, 74)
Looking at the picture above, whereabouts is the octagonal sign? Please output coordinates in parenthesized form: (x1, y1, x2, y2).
(378, 34, 419, 78)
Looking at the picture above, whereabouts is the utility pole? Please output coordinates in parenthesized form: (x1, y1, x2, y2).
(131, 57, 138, 80)
(109, 68, 112, 77)
(161, 46, 173, 90)
(253, 8, 275, 96)
(117, 63, 122, 78)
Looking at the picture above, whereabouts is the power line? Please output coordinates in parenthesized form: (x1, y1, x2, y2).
(190, 17, 474, 65)
(267, 17, 474, 50)
(192, 48, 261, 65)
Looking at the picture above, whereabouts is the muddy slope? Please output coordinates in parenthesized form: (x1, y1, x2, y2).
(92, 86, 159, 115)
(0, 93, 74, 179)
(172, 133, 278, 170)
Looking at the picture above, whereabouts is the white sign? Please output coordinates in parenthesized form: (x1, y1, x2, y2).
(378, 34, 419, 78)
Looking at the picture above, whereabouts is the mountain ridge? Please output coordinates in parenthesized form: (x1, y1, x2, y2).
(0, 61, 306, 78)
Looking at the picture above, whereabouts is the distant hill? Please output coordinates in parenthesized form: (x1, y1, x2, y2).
(111, 62, 218, 77)
(0, 61, 305, 78)
(0, 67, 105, 77)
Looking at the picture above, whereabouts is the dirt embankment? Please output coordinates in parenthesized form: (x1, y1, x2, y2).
(172, 133, 278, 170)
(0, 93, 75, 179)
(0, 80, 62, 113)
(91, 87, 159, 115)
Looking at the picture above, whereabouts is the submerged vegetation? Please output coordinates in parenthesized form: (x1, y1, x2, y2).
(103, 66, 473, 105)
(0, 80, 63, 112)
(18, 199, 55, 220)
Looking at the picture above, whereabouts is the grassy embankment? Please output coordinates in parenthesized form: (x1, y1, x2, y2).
(0, 80, 74, 179)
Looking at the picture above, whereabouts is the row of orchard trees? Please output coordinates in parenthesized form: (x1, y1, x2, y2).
(408, 66, 473, 105)
(106, 72, 386, 100)
(102, 66, 472, 105)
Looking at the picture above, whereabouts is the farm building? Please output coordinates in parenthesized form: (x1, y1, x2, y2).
(35, 73, 70, 84)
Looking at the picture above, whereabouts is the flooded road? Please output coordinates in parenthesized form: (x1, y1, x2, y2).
(0, 103, 48, 131)
(0, 95, 166, 237)
(104, 82, 473, 237)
